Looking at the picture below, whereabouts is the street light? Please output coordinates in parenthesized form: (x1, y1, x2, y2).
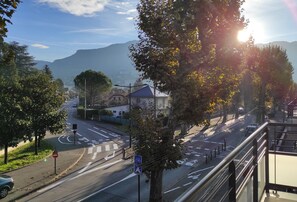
(114, 83, 147, 148)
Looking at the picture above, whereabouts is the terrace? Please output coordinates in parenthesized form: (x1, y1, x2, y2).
(176, 103, 297, 202)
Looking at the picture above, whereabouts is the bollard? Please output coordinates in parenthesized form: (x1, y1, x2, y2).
(224, 138, 227, 151)
(205, 154, 208, 164)
(218, 146, 220, 154)
(221, 144, 224, 151)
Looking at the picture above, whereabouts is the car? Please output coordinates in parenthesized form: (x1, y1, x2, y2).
(0, 175, 14, 199)
(245, 123, 259, 136)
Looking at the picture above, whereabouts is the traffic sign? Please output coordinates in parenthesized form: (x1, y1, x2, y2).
(134, 165, 142, 174)
(134, 155, 142, 175)
(134, 155, 142, 165)
(52, 150, 58, 158)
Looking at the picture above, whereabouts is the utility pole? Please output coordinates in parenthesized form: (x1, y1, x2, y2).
(84, 78, 87, 119)
(129, 83, 132, 148)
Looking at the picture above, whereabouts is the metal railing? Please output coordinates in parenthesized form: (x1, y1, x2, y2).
(175, 122, 297, 202)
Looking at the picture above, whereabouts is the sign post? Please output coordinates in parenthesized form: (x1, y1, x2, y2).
(134, 155, 142, 202)
(52, 150, 58, 175)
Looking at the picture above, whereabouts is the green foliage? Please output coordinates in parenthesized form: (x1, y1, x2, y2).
(130, 109, 183, 172)
(74, 70, 112, 107)
(99, 109, 113, 116)
(20, 71, 66, 154)
(0, 0, 20, 42)
(0, 140, 53, 173)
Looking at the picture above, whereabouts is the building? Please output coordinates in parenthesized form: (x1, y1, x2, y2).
(130, 85, 170, 115)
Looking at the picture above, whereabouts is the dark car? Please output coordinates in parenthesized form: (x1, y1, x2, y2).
(245, 123, 259, 136)
(0, 175, 14, 199)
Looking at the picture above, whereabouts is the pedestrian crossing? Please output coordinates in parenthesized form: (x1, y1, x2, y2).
(87, 144, 119, 154)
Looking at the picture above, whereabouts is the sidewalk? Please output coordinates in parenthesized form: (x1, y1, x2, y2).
(3, 134, 85, 202)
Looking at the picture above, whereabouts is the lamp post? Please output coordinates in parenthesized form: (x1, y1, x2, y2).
(115, 83, 147, 148)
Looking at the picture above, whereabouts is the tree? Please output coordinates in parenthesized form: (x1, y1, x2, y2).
(245, 45, 293, 123)
(74, 70, 112, 107)
(130, 0, 246, 201)
(0, 0, 20, 42)
(0, 42, 30, 164)
(21, 72, 66, 155)
(8, 41, 36, 76)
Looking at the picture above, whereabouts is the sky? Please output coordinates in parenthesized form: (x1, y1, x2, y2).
(5, 0, 297, 62)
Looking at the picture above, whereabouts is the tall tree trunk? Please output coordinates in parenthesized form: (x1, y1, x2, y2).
(257, 81, 266, 123)
(34, 131, 38, 155)
(149, 169, 163, 202)
(37, 135, 41, 148)
(222, 104, 228, 123)
(4, 144, 8, 164)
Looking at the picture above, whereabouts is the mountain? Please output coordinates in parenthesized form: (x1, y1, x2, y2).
(257, 41, 297, 81)
(35, 41, 140, 87)
(35, 40, 297, 87)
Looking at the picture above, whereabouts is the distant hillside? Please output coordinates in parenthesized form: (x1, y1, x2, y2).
(257, 41, 297, 81)
(35, 41, 140, 87)
(35, 40, 297, 87)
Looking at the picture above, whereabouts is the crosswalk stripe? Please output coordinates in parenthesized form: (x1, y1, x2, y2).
(113, 144, 118, 150)
(97, 146, 102, 153)
(88, 147, 93, 154)
(105, 145, 110, 151)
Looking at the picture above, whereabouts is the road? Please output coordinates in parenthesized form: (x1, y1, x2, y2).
(20, 100, 256, 202)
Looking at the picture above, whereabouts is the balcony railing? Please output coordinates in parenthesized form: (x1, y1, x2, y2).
(175, 121, 297, 202)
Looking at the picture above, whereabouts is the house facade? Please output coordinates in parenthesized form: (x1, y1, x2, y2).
(130, 85, 170, 115)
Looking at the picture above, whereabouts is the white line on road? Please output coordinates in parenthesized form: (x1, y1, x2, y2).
(105, 145, 110, 151)
(183, 182, 193, 187)
(92, 152, 97, 160)
(77, 160, 130, 202)
(78, 162, 92, 174)
(113, 144, 118, 150)
(88, 147, 93, 154)
(164, 186, 181, 194)
(39, 160, 123, 194)
(188, 166, 214, 176)
(96, 146, 102, 153)
(88, 128, 109, 138)
(76, 133, 82, 137)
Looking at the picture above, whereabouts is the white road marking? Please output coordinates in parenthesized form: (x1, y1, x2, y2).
(100, 129, 107, 133)
(92, 152, 97, 160)
(92, 140, 98, 144)
(88, 147, 93, 154)
(88, 128, 109, 138)
(105, 151, 115, 160)
(77, 161, 131, 202)
(188, 166, 214, 176)
(76, 133, 82, 137)
(164, 187, 181, 194)
(113, 144, 118, 150)
(39, 160, 124, 194)
(78, 162, 92, 174)
(97, 146, 102, 153)
(105, 145, 110, 151)
(183, 182, 192, 187)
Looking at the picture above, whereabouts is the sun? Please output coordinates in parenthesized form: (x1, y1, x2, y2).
(237, 29, 250, 42)
(237, 22, 265, 43)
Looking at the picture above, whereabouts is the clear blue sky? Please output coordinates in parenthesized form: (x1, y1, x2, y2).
(5, 0, 297, 62)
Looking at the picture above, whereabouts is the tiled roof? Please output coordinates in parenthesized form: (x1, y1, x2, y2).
(130, 85, 168, 98)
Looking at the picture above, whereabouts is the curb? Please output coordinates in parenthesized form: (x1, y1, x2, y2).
(10, 147, 86, 201)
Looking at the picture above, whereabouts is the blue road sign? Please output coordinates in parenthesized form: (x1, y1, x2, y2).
(134, 165, 142, 174)
(134, 155, 142, 165)
(134, 155, 142, 175)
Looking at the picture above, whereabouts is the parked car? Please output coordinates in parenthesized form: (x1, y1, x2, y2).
(245, 123, 259, 136)
(0, 175, 14, 199)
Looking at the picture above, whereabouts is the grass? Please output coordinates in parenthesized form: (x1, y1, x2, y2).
(0, 140, 53, 173)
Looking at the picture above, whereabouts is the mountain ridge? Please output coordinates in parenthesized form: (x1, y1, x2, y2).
(35, 40, 297, 87)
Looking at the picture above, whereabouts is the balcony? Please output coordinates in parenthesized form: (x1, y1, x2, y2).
(175, 120, 297, 202)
